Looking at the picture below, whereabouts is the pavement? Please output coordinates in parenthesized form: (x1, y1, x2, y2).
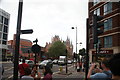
(53, 65, 85, 80)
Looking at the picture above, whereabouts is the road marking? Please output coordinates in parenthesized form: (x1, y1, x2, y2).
(1, 61, 12, 64)
(8, 75, 13, 79)
(5, 67, 13, 71)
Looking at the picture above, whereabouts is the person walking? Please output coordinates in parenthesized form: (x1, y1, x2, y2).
(31, 65, 41, 80)
(21, 68, 34, 80)
(19, 59, 29, 78)
(42, 66, 53, 80)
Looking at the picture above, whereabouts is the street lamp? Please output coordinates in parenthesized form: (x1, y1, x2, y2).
(71, 26, 78, 70)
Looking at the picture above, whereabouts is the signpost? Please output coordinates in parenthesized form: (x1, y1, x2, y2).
(31, 39, 41, 64)
(13, 1, 33, 79)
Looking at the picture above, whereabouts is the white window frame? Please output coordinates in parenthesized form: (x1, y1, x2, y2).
(104, 2, 112, 15)
(104, 36, 112, 48)
(104, 18, 112, 31)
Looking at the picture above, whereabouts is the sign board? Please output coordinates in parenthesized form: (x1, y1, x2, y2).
(31, 44, 41, 53)
(92, 50, 113, 54)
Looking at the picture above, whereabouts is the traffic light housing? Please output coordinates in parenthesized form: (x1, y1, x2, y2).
(93, 14, 104, 44)
(98, 43, 102, 53)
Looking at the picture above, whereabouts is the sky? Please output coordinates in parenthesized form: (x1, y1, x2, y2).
(0, 0, 88, 53)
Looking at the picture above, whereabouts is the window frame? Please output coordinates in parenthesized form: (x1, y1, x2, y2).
(104, 36, 112, 48)
(94, 8, 100, 16)
(104, 18, 112, 31)
(104, 2, 112, 15)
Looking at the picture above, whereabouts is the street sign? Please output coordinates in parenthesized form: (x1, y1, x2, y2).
(31, 44, 41, 53)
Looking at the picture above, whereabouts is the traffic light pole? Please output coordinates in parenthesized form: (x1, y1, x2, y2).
(85, 18, 89, 80)
(96, 44, 98, 62)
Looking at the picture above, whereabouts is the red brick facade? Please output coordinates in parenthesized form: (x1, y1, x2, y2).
(88, 1, 120, 62)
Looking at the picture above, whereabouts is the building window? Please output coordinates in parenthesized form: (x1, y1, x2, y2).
(3, 33, 7, 40)
(2, 40, 7, 45)
(104, 18, 112, 31)
(4, 18, 9, 25)
(104, 2, 112, 15)
(0, 32, 2, 38)
(4, 25, 8, 33)
(93, 0, 100, 6)
(0, 16, 3, 23)
(104, 36, 112, 48)
(94, 8, 100, 16)
(0, 24, 3, 31)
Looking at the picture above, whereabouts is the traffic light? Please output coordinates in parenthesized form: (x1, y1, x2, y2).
(93, 14, 104, 44)
(98, 43, 102, 53)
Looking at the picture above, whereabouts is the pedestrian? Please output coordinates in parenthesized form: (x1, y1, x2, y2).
(91, 62, 102, 75)
(31, 65, 41, 80)
(19, 59, 29, 78)
(21, 68, 34, 80)
(108, 53, 120, 80)
(42, 66, 53, 80)
(87, 60, 112, 80)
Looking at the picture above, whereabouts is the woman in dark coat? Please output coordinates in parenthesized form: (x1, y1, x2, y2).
(42, 66, 53, 80)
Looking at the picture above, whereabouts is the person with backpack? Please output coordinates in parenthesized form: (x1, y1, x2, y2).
(18, 59, 29, 78)
(87, 60, 112, 80)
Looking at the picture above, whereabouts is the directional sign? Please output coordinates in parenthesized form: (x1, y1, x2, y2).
(31, 44, 41, 53)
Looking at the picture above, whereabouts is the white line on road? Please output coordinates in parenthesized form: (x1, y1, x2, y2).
(5, 67, 13, 71)
(8, 75, 13, 79)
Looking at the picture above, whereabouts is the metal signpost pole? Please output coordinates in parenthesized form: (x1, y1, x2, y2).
(13, 0, 23, 79)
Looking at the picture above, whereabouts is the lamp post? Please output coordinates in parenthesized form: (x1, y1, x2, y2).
(71, 26, 77, 70)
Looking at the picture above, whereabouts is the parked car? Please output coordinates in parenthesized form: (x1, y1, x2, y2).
(67, 60, 72, 64)
(19, 60, 34, 68)
(52, 59, 58, 64)
(39, 60, 53, 69)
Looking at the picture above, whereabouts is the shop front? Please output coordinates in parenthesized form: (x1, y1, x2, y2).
(92, 50, 113, 62)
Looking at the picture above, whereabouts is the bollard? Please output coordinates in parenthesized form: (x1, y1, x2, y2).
(59, 66, 63, 72)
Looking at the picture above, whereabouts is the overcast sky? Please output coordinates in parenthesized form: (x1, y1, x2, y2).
(0, 0, 88, 53)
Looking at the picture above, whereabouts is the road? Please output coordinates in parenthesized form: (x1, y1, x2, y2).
(2, 62, 85, 80)
(2, 61, 13, 80)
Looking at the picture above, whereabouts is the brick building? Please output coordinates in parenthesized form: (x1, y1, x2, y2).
(88, 0, 120, 62)
(8, 34, 33, 58)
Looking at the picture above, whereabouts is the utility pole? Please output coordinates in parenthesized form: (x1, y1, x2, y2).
(71, 27, 78, 70)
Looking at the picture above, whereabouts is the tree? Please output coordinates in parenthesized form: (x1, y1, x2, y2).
(47, 41, 67, 58)
(79, 48, 86, 56)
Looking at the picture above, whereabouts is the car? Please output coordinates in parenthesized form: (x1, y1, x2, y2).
(19, 60, 34, 68)
(52, 59, 58, 64)
(39, 60, 53, 69)
(67, 60, 72, 64)
(26, 60, 34, 68)
(58, 59, 66, 65)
